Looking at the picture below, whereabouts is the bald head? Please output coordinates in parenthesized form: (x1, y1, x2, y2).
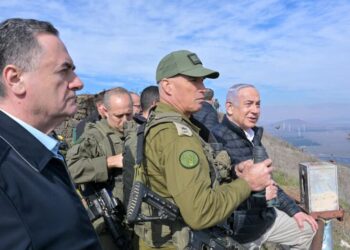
(103, 87, 133, 132)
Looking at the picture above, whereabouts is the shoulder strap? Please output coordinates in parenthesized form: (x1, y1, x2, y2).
(134, 112, 171, 165)
(134, 110, 189, 187)
(93, 121, 120, 155)
(136, 110, 190, 164)
(135, 122, 146, 165)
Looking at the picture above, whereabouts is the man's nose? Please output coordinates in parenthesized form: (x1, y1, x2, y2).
(251, 105, 260, 114)
(197, 82, 206, 93)
(121, 115, 129, 123)
(69, 74, 84, 91)
(199, 80, 205, 89)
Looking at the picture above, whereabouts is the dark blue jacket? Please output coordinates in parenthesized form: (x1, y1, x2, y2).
(192, 101, 219, 130)
(212, 115, 300, 243)
(0, 111, 101, 250)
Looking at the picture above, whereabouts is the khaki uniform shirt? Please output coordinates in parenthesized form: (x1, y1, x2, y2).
(67, 119, 125, 249)
(144, 103, 251, 230)
(66, 119, 124, 195)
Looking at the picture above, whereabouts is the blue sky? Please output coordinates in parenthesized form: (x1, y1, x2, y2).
(2, 0, 350, 124)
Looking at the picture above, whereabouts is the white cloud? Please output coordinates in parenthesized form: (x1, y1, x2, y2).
(2, 0, 350, 122)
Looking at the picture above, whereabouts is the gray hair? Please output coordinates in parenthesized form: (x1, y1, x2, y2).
(103, 87, 132, 110)
(226, 83, 257, 106)
(0, 18, 59, 96)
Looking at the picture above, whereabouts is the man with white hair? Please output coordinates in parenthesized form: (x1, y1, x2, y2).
(212, 83, 318, 249)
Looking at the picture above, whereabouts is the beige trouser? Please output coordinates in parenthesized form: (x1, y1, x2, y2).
(139, 238, 176, 250)
(243, 208, 316, 250)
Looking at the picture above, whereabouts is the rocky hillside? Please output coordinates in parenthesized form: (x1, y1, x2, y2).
(55, 94, 96, 145)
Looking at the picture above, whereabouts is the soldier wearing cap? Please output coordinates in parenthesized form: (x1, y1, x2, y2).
(136, 50, 274, 249)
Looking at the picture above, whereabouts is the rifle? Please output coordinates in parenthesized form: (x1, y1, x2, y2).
(126, 181, 180, 223)
(85, 188, 131, 249)
(127, 181, 244, 249)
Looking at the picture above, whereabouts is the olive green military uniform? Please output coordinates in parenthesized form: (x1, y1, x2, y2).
(138, 103, 251, 249)
(67, 119, 124, 198)
(66, 118, 124, 250)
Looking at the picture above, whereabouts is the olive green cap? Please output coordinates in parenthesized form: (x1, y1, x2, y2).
(156, 50, 219, 83)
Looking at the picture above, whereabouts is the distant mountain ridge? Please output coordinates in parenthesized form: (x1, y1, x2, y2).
(265, 118, 313, 132)
(264, 118, 350, 131)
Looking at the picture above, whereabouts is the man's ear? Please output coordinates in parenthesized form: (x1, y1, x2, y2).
(226, 101, 234, 116)
(2, 65, 26, 95)
(96, 103, 106, 117)
(101, 104, 108, 118)
(151, 100, 157, 107)
(160, 79, 173, 95)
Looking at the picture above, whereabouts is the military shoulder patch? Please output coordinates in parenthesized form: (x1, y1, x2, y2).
(173, 122, 193, 136)
(179, 150, 199, 169)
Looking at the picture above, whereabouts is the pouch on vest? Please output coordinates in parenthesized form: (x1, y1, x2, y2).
(200, 141, 233, 188)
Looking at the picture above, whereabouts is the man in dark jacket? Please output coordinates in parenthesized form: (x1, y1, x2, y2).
(212, 83, 318, 249)
(0, 18, 101, 249)
(192, 87, 219, 130)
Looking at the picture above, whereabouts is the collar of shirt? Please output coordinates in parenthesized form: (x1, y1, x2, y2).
(156, 102, 201, 134)
(0, 109, 61, 158)
(227, 117, 255, 143)
(244, 128, 255, 143)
